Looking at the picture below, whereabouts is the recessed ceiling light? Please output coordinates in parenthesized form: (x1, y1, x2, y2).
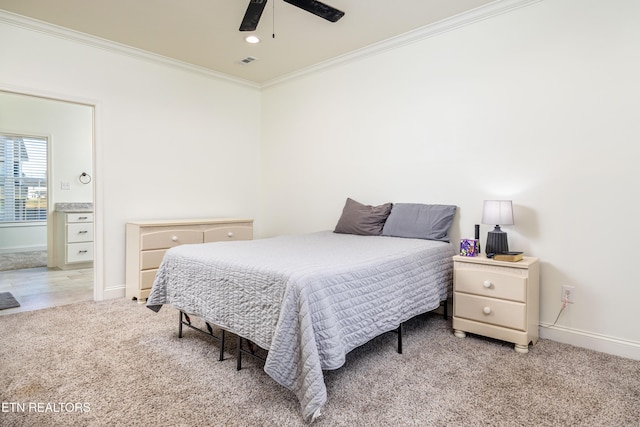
(245, 35, 260, 44)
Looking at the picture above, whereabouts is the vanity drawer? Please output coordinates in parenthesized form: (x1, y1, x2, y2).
(67, 213, 93, 223)
(454, 293, 526, 331)
(67, 223, 94, 243)
(67, 242, 94, 263)
(203, 224, 253, 242)
(141, 230, 203, 250)
(455, 268, 526, 302)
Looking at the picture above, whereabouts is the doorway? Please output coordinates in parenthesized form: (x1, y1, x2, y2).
(0, 90, 95, 314)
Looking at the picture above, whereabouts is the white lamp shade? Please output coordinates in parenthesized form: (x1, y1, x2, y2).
(482, 200, 514, 225)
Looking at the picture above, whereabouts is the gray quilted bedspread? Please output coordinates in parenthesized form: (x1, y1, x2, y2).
(147, 231, 454, 420)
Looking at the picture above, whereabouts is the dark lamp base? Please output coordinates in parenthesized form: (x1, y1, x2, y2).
(485, 226, 509, 255)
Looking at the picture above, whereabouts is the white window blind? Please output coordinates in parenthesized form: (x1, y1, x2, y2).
(0, 134, 48, 223)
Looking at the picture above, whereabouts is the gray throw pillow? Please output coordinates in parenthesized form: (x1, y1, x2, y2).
(334, 198, 393, 236)
(382, 203, 456, 242)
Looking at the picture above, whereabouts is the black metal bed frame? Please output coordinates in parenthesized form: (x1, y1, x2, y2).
(177, 299, 449, 369)
(178, 311, 226, 361)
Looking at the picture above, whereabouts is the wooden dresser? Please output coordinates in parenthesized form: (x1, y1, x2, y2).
(125, 218, 253, 302)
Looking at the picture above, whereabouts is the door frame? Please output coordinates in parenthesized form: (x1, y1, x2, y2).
(0, 84, 103, 301)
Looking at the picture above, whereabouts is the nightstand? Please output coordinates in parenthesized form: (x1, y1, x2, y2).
(452, 254, 539, 353)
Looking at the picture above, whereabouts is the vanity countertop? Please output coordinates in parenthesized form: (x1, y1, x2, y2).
(54, 202, 93, 213)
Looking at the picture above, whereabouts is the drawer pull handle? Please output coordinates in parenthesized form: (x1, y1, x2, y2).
(227, 232, 234, 238)
(171, 236, 178, 242)
(483, 307, 492, 315)
(78, 216, 88, 220)
(79, 230, 88, 234)
(78, 250, 88, 254)
(483, 280, 492, 289)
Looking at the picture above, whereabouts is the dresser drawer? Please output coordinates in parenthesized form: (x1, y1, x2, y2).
(141, 249, 167, 270)
(203, 224, 253, 242)
(141, 230, 203, 250)
(455, 267, 526, 302)
(140, 269, 158, 290)
(67, 213, 93, 223)
(67, 223, 94, 243)
(67, 242, 94, 263)
(454, 292, 526, 331)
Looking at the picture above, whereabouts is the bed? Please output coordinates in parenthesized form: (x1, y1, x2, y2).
(146, 200, 456, 421)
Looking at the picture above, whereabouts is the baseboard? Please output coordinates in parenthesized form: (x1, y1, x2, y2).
(539, 323, 640, 361)
(100, 285, 125, 301)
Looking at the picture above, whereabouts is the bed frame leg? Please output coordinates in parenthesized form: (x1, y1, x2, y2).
(236, 335, 242, 371)
(219, 330, 225, 361)
(178, 311, 183, 338)
(397, 323, 403, 354)
(443, 299, 449, 320)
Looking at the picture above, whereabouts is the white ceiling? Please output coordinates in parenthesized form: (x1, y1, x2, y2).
(0, 0, 496, 85)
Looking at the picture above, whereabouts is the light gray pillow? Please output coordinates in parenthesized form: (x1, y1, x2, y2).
(334, 198, 393, 236)
(382, 203, 456, 242)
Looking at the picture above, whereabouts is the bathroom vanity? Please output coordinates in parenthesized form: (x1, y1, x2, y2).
(54, 203, 94, 270)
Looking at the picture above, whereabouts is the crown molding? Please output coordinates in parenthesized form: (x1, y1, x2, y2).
(0, 0, 541, 91)
(0, 10, 261, 89)
(261, 0, 542, 88)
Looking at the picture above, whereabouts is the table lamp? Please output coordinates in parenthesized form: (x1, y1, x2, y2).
(482, 200, 514, 255)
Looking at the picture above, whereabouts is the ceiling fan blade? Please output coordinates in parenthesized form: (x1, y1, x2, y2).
(240, 0, 268, 32)
(283, 0, 344, 23)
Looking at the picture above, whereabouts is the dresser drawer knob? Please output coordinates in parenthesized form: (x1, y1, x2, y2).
(483, 306, 492, 315)
(171, 236, 178, 242)
(483, 280, 492, 289)
(227, 232, 234, 238)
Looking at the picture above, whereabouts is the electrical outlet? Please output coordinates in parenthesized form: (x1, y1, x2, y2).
(60, 181, 70, 190)
(561, 285, 575, 304)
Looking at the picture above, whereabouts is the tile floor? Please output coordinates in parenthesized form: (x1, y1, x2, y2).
(0, 266, 93, 316)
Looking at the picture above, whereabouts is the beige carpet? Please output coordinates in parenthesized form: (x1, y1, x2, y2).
(0, 299, 638, 427)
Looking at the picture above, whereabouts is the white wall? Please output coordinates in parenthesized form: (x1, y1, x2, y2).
(0, 91, 93, 259)
(0, 16, 262, 299)
(1, 0, 638, 359)
(261, 0, 640, 358)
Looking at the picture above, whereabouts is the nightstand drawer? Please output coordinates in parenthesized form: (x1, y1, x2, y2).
(455, 268, 526, 302)
(454, 293, 526, 331)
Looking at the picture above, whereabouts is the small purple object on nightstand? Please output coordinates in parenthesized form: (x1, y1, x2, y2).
(460, 239, 479, 257)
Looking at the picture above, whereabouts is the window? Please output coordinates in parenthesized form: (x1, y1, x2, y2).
(0, 134, 48, 223)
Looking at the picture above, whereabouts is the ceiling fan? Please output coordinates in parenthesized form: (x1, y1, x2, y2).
(240, 0, 344, 32)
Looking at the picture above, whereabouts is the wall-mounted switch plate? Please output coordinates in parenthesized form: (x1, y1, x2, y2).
(60, 181, 70, 190)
